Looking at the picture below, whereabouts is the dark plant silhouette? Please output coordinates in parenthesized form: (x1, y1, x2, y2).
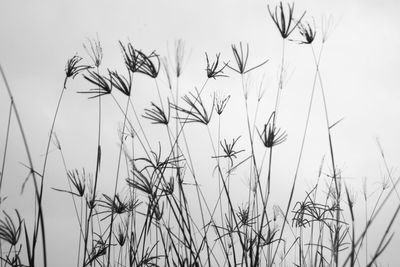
(171, 90, 214, 125)
(81, 70, 113, 98)
(120, 41, 160, 78)
(108, 69, 132, 97)
(64, 55, 92, 88)
(206, 53, 228, 79)
(267, 2, 306, 39)
(227, 42, 269, 75)
(257, 112, 287, 148)
(298, 20, 317, 44)
(143, 101, 170, 125)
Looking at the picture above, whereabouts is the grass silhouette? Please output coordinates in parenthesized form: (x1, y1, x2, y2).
(0, 2, 399, 267)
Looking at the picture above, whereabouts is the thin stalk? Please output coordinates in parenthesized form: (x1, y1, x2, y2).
(272, 43, 324, 265)
(56, 145, 86, 266)
(0, 64, 47, 267)
(0, 100, 12, 193)
(106, 97, 130, 267)
(82, 66, 103, 267)
(342, 176, 400, 265)
(205, 126, 248, 266)
(266, 39, 286, 267)
(311, 44, 341, 266)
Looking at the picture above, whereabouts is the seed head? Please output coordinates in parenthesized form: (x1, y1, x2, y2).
(298, 20, 316, 44)
(257, 112, 287, 148)
(171, 90, 214, 125)
(64, 55, 92, 88)
(173, 39, 186, 77)
(120, 41, 160, 78)
(212, 136, 245, 166)
(214, 92, 231, 115)
(227, 42, 269, 75)
(108, 69, 132, 97)
(83, 35, 103, 68)
(206, 53, 228, 79)
(268, 2, 306, 39)
(0, 210, 22, 246)
(143, 101, 170, 125)
(80, 70, 113, 99)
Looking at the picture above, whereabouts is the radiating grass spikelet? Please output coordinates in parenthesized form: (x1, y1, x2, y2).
(227, 42, 269, 75)
(267, 2, 306, 39)
(171, 90, 214, 125)
(64, 55, 92, 88)
(83, 35, 103, 68)
(206, 53, 228, 79)
(212, 136, 245, 165)
(81, 70, 112, 98)
(119, 41, 160, 78)
(53, 169, 87, 197)
(0, 210, 22, 246)
(143, 101, 170, 125)
(108, 69, 132, 97)
(214, 92, 231, 115)
(257, 112, 287, 148)
(298, 20, 317, 44)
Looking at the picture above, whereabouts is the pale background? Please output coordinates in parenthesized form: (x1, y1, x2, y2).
(0, 0, 400, 266)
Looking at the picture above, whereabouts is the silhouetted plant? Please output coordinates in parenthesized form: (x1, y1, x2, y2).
(227, 42, 269, 75)
(84, 234, 109, 266)
(108, 69, 132, 97)
(64, 55, 92, 88)
(143, 101, 170, 125)
(83, 35, 103, 68)
(267, 2, 306, 39)
(120, 41, 160, 78)
(212, 136, 245, 166)
(81, 70, 113, 98)
(205, 53, 228, 79)
(171, 91, 214, 125)
(257, 112, 287, 148)
(0, 210, 22, 246)
(97, 194, 139, 220)
(298, 20, 317, 44)
(53, 169, 87, 197)
(173, 39, 186, 77)
(214, 93, 230, 115)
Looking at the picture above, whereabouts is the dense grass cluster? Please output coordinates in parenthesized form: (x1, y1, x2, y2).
(1, 2, 399, 267)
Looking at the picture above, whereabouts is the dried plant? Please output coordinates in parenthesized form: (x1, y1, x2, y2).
(114, 221, 128, 247)
(83, 35, 103, 68)
(298, 20, 317, 44)
(0, 210, 22, 246)
(257, 112, 287, 148)
(206, 53, 228, 79)
(267, 2, 306, 39)
(97, 194, 139, 220)
(212, 136, 245, 165)
(227, 42, 269, 75)
(173, 39, 186, 77)
(236, 204, 256, 227)
(108, 69, 132, 97)
(120, 41, 160, 78)
(171, 90, 214, 125)
(80, 70, 113, 98)
(214, 92, 231, 115)
(53, 169, 87, 197)
(143, 101, 170, 125)
(161, 57, 173, 90)
(84, 234, 109, 266)
(64, 55, 92, 88)
(127, 169, 156, 197)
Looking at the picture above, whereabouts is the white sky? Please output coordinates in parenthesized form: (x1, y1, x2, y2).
(1, 0, 400, 266)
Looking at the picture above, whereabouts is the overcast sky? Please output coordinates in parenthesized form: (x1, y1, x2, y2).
(1, 0, 400, 266)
